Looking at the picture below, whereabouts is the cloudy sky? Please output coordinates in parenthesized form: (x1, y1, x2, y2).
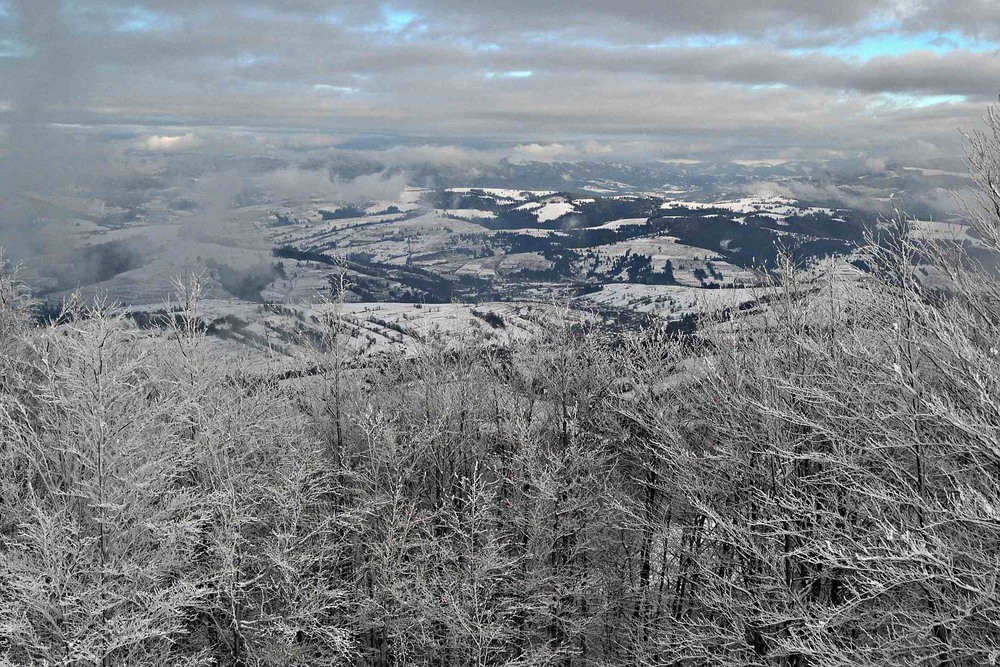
(1, 0, 999, 165)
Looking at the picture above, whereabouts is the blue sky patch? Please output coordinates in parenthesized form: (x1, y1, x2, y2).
(793, 30, 1000, 60)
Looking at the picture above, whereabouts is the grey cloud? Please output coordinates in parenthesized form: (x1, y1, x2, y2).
(424, 0, 890, 40)
(899, 0, 1000, 41)
(746, 178, 974, 217)
(1, 0, 999, 180)
(68, 0, 889, 38)
(473, 44, 1000, 98)
(2, 0, 88, 191)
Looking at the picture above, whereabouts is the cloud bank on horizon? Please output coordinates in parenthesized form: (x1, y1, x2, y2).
(1, 0, 999, 165)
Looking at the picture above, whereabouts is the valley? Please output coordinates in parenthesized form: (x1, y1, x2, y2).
(6, 158, 973, 363)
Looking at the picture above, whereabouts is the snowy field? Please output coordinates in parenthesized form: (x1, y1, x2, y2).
(578, 283, 759, 319)
(661, 196, 841, 222)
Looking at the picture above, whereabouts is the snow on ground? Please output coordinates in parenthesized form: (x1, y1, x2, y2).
(365, 187, 427, 212)
(578, 284, 759, 319)
(261, 263, 338, 304)
(21, 192, 110, 219)
(536, 202, 576, 222)
(594, 217, 648, 230)
(582, 180, 635, 193)
(455, 258, 498, 278)
(124, 299, 593, 367)
(311, 302, 590, 358)
(448, 188, 555, 202)
(268, 211, 488, 263)
(901, 167, 969, 178)
(496, 252, 553, 274)
(909, 219, 976, 242)
(365, 201, 422, 215)
(590, 236, 719, 261)
(399, 187, 426, 203)
(660, 196, 840, 221)
(489, 228, 568, 238)
(268, 212, 407, 246)
(442, 208, 497, 219)
(581, 236, 758, 287)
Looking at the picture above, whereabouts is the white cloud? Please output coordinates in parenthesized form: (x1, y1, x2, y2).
(142, 133, 202, 152)
(256, 167, 408, 203)
(509, 143, 577, 162)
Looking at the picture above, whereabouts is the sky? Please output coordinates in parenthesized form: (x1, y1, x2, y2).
(1, 0, 1000, 166)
